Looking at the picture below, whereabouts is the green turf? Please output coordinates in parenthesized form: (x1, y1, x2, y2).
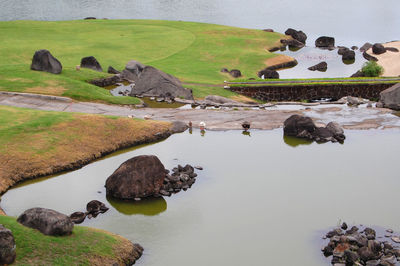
(0, 215, 123, 265)
(0, 19, 284, 100)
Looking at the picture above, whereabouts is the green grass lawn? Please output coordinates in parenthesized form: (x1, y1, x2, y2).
(0, 19, 285, 101)
(0, 215, 133, 265)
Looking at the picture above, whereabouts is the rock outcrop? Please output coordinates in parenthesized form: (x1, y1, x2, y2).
(121, 60, 145, 81)
(105, 155, 167, 200)
(30, 49, 62, 74)
(283, 115, 345, 143)
(315, 36, 335, 49)
(130, 66, 193, 100)
(0, 225, 16, 265)
(379, 83, 400, 110)
(372, 43, 386, 55)
(80, 56, 103, 72)
(284, 28, 307, 44)
(342, 49, 355, 61)
(280, 38, 305, 48)
(17, 208, 74, 236)
(360, 42, 372, 52)
(108, 66, 120, 74)
(308, 62, 327, 72)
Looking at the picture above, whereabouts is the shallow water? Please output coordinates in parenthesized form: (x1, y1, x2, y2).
(3, 129, 400, 265)
(1, 0, 399, 46)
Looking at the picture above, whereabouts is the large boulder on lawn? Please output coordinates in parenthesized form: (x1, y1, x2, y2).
(80, 56, 103, 72)
(17, 208, 73, 236)
(229, 69, 242, 78)
(258, 69, 279, 79)
(308, 62, 327, 72)
(379, 83, 400, 110)
(105, 155, 166, 199)
(0, 225, 16, 265)
(130, 66, 193, 100)
(122, 60, 146, 81)
(30, 49, 62, 74)
(315, 36, 335, 48)
(285, 28, 307, 44)
(372, 43, 386, 55)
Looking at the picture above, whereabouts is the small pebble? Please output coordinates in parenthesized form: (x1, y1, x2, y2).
(392, 236, 400, 243)
(387, 229, 394, 233)
(195, 166, 203, 170)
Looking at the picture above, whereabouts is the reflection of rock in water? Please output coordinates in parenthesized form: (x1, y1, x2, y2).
(242, 131, 251, 137)
(107, 196, 167, 216)
(283, 135, 313, 147)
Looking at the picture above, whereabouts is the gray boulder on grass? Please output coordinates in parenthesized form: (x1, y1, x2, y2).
(17, 208, 74, 236)
(130, 66, 193, 100)
(80, 56, 103, 72)
(379, 83, 400, 110)
(0, 225, 16, 265)
(30, 49, 62, 74)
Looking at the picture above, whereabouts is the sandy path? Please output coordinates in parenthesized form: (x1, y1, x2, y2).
(366, 41, 400, 77)
(1, 91, 399, 130)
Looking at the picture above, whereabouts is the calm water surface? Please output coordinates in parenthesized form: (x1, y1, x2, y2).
(3, 129, 400, 265)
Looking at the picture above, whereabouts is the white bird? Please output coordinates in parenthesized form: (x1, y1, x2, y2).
(199, 121, 206, 130)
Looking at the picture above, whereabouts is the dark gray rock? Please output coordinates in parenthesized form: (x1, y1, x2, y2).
(229, 69, 242, 78)
(220, 68, 229, 73)
(360, 42, 373, 52)
(86, 200, 109, 215)
(315, 36, 335, 48)
(170, 121, 188, 133)
(342, 50, 355, 61)
(363, 51, 378, 61)
(108, 66, 120, 74)
(372, 43, 386, 55)
(258, 69, 279, 79)
(351, 70, 365, 77)
(90, 74, 122, 87)
(80, 56, 103, 72)
(280, 38, 305, 48)
(341, 222, 348, 230)
(364, 228, 376, 240)
(326, 122, 346, 142)
(122, 60, 145, 81)
(69, 212, 86, 224)
(105, 155, 166, 199)
(130, 66, 193, 100)
(284, 28, 307, 43)
(338, 47, 350, 55)
(30, 49, 62, 74)
(386, 47, 399, 52)
(379, 83, 400, 110)
(308, 62, 327, 72)
(17, 208, 73, 236)
(0, 225, 16, 265)
(344, 250, 359, 264)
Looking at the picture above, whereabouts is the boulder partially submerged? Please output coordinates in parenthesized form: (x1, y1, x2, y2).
(30, 49, 62, 74)
(315, 36, 335, 49)
(284, 28, 307, 44)
(379, 83, 400, 110)
(283, 115, 345, 143)
(130, 66, 193, 100)
(308, 62, 327, 72)
(17, 208, 74, 236)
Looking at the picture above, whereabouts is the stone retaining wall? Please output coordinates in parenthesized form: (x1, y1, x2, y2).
(228, 83, 396, 101)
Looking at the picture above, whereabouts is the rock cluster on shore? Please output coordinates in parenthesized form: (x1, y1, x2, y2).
(322, 223, 400, 265)
(69, 200, 109, 224)
(157, 164, 198, 197)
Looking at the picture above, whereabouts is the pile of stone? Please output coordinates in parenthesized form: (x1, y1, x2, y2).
(105, 155, 201, 201)
(157, 164, 199, 197)
(322, 223, 400, 265)
(69, 200, 109, 224)
(283, 114, 345, 143)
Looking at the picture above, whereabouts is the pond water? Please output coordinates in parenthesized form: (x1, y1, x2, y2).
(2, 129, 400, 265)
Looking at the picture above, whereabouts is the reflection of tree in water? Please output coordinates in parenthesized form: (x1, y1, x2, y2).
(107, 196, 167, 216)
(283, 135, 312, 147)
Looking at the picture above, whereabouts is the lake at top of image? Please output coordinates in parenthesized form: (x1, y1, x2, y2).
(2, 128, 400, 265)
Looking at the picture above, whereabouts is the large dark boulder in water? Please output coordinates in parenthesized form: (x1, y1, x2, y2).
(30, 49, 62, 74)
(360, 42, 373, 52)
(17, 208, 73, 236)
(105, 155, 166, 200)
(80, 56, 103, 72)
(342, 49, 355, 61)
(130, 66, 193, 100)
(308, 62, 327, 72)
(284, 28, 307, 44)
(379, 83, 400, 110)
(283, 115, 345, 143)
(0, 225, 16, 265)
(372, 43, 386, 55)
(315, 36, 335, 48)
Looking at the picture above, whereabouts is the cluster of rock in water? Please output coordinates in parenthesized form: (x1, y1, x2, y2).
(105, 155, 201, 200)
(283, 114, 346, 143)
(69, 200, 109, 224)
(322, 223, 400, 265)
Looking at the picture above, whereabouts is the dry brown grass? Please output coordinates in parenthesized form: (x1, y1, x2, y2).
(0, 114, 171, 194)
(264, 54, 294, 68)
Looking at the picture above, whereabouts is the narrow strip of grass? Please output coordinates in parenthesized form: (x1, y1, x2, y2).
(0, 215, 134, 265)
(0, 105, 171, 194)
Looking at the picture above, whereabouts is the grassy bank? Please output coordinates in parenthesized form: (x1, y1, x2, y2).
(0, 19, 287, 100)
(0, 105, 172, 194)
(0, 215, 140, 265)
